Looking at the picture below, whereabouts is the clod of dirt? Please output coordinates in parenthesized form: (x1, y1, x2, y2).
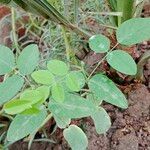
(0, 6, 11, 46)
(112, 131, 138, 150)
(126, 84, 150, 118)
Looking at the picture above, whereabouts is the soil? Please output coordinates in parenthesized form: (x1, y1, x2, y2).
(0, 2, 150, 150)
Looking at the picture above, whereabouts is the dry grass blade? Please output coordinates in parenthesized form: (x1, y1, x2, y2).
(3, 0, 91, 39)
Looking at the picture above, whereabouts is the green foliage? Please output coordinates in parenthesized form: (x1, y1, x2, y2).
(7, 110, 47, 142)
(116, 0, 134, 26)
(91, 107, 111, 134)
(17, 44, 39, 75)
(87, 93, 102, 106)
(20, 90, 43, 105)
(31, 70, 55, 85)
(54, 114, 71, 129)
(89, 34, 110, 53)
(48, 93, 95, 119)
(3, 99, 31, 115)
(63, 125, 88, 150)
(0, 75, 24, 105)
(0, 45, 15, 75)
(51, 83, 65, 102)
(47, 59, 69, 76)
(106, 50, 137, 75)
(31, 60, 85, 102)
(117, 18, 150, 45)
(36, 86, 50, 104)
(65, 71, 85, 92)
(88, 74, 128, 109)
(21, 107, 40, 115)
(0, 17, 150, 149)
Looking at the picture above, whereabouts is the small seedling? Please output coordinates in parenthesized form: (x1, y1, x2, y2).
(0, 18, 150, 150)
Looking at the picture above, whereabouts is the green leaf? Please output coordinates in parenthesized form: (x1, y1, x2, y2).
(31, 70, 55, 85)
(36, 86, 50, 104)
(91, 107, 111, 134)
(117, 18, 150, 45)
(51, 83, 65, 102)
(7, 109, 47, 142)
(3, 99, 32, 115)
(47, 60, 69, 76)
(106, 50, 137, 75)
(21, 107, 40, 115)
(63, 125, 88, 150)
(87, 93, 102, 106)
(20, 90, 43, 105)
(89, 34, 110, 53)
(0, 75, 24, 105)
(88, 74, 128, 109)
(65, 71, 85, 92)
(17, 44, 39, 75)
(53, 114, 71, 129)
(0, 45, 15, 75)
(49, 93, 95, 119)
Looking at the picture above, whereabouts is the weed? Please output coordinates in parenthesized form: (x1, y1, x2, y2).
(0, 16, 150, 149)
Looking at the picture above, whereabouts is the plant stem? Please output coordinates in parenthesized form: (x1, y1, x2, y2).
(0, 109, 4, 115)
(37, 113, 53, 131)
(74, 0, 79, 25)
(61, 26, 72, 62)
(63, 0, 69, 19)
(88, 43, 119, 80)
(11, 7, 20, 55)
(117, 0, 134, 26)
(136, 50, 150, 80)
(28, 113, 53, 150)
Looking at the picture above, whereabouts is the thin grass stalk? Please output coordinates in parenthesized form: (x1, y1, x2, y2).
(117, 0, 134, 26)
(74, 0, 79, 25)
(3, 0, 91, 39)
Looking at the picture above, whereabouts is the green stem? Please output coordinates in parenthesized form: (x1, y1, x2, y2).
(136, 50, 150, 80)
(64, 0, 69, 19)
(87, 43, 119, 80)
(74, 0, 79, 25)
(61, 26, 72, 62)
(28, 113, 53, 150)
(117, 0, 134, 26)
(11, 7, 20, 55)
(0, 109, 4, 115)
